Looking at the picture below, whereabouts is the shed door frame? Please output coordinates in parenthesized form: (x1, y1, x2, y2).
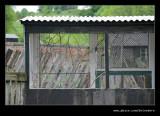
(24, 24, 154, 89)
(25, 31, 109, 89)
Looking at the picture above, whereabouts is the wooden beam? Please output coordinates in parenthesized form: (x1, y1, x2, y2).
(89, 33, 97, 88)
(26, 25, 154, 33)
(29, 33, 40, 88)
(149, 33, 155, 88)
(105, 33, 109, 88)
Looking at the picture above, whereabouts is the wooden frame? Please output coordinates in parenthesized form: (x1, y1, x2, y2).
(23, 20, 154, 89)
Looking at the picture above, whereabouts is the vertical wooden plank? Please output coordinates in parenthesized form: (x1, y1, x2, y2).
(16, 82, 19, 105)
(9, 80, 12, 105)
(21, 82, 25, 105)
(5, 82, 9, 105)
(19, 82, 22, 105)
(29, 33, 40, 88)
(89, 33, 97, 88)
(149, 33, 155, 88)
(84, 90, 93, 105)
(105, 33, 109, 88)
(143, 89, 154, 105)
(93, 90, 105, 105)
(73, 90, 80, 105)
(15, 80, 18, 105)
(104, 89, 115, 105)
(11, 81, 14, 105)
(13, 81, 16, 105)
(24, 28, 29, 89)
(115, 89, 127, 105)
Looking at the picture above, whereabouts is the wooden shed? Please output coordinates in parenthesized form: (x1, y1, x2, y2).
(19, 16, 155, 105)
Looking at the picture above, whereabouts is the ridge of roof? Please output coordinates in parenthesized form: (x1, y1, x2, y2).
(20, 16, 154, 23)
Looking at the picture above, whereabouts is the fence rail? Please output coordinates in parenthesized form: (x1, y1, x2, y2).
(5, 72, 26, 105)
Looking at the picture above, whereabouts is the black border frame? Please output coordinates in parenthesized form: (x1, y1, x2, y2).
(1, 0, 160, 113)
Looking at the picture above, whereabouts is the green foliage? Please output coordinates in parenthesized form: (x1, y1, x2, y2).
(6, 5, 154, 44)
(40, 33, 89, 46)
(5, 6, 24, 42)
(5, 6, 17, 33)
(16, 9, 36, 19)
(95, 5, 154, 16)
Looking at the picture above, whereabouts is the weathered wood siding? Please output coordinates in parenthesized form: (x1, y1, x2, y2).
(5, 73, 26, 105)
(25, 89, 154, 105)
(5, 73, 154, 105)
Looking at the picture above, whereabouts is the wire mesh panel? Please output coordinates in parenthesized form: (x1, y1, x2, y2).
(95, 33, 106, 88)
(108, 32, 151, 89)
(109, 71, 152, 88)
(39, 73, 90, 88)
(96, 33, 105, 69)
(95, 71, 106, 88)
(38, 33, 92, 88)
(109, 33, 149, 68)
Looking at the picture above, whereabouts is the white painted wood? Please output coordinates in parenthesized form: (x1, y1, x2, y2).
(29, 33, 40, 88)
(89, 33, 97, 88)
(149, 33, 155, 88)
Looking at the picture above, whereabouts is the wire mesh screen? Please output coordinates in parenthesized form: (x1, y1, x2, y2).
(39, 33, 91, 88)
(96, 33, 105, 69)
(109, 33, 149, 68)
(95, 34, 106, 88)
(40, 73, 90, 88)
(109, 71, 152, 88)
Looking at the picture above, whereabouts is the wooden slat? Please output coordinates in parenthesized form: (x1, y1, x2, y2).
(89, 33, 97, 88)
(21, 82, 25, 104)
(5, 82, 9, 105)
(6, 73, 26, 81)
(29, 33, 40, 88)
(5, 49, 13, 65)
(5, 73, 26, 105)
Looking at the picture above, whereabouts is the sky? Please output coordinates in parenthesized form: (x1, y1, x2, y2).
(13, 5, 39, 12)
(13, 5, 91, 12)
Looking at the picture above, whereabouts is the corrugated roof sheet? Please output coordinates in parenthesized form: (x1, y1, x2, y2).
(20, 16, 154, 23)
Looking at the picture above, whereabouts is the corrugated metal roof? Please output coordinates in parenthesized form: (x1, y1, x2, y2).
(20, 16, 154, 23)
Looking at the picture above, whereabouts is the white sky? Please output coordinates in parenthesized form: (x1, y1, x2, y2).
(13, 5, 39, 12)
(13, 5, 91, 12)
(77, 5, 91, 10)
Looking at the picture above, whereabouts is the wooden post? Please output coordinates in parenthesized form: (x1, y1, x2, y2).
(149, 33, 155, 88)
(29, 33, 40, 88)
(105, 33, 109, 88)
(89, 33, 97, 88)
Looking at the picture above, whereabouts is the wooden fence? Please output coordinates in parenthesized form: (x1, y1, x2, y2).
(5, 72, 26, 105)
(5, 43, 154, 105)
(5, 72, 154, 105)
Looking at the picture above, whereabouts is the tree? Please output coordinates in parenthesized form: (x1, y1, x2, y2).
(38, 5, 78, 15)
(20, 8, 29, 17)
(95, 5, 154, 16)
(5, 6, 17, 33)
(38, 6, 53, 15)
(5, 6, 24, 42)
